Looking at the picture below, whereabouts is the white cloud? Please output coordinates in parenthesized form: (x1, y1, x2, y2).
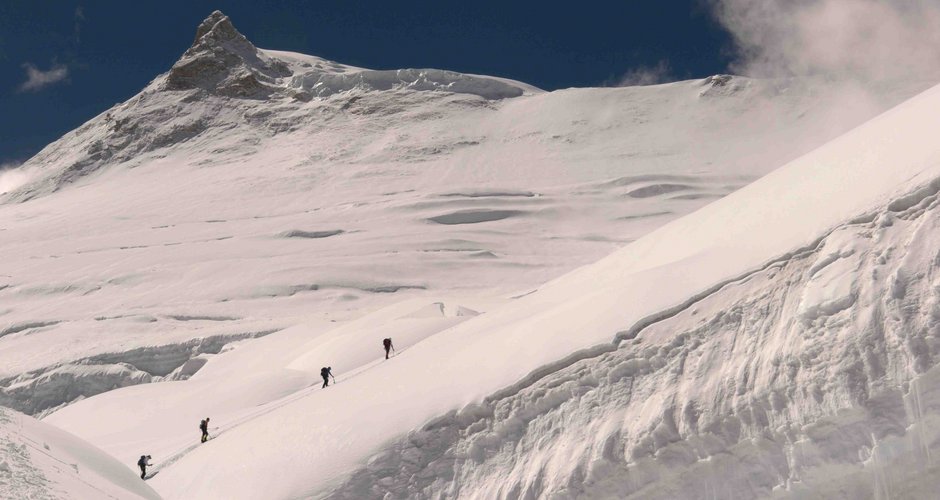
(19, 62, 70, 92)
(711, 0, 940, 83)
(705, 0, 940, 178)
(617, 60, 673, 87)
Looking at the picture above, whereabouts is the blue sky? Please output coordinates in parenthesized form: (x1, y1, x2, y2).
(0, 1, 734, 164)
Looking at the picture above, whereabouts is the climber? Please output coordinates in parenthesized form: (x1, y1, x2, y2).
(383, 337, 395, 359)
(138, 455, 151, 479)
(200, 417, 210, 443)
(321, 366, 335, 388)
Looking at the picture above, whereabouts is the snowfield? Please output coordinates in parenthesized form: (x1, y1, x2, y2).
(133, 77, 940, 499)
(4, 10, 940, 499)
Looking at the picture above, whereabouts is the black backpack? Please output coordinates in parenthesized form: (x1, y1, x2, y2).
(383, 338, 391, 348)
(321, 367, 329, 377)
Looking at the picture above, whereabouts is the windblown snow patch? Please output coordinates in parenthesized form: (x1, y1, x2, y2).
(428, 210, 525, 225)
(0, 165, 36, 194)
(289, 68, 526, 100)
(277, 229, 345, 239)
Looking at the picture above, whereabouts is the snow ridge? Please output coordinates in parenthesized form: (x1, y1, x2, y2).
(328, 176, 940, 499)
(287, 68, 526, 101)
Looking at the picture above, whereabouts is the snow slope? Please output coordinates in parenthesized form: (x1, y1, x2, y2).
(48, 74, 940, 499)
(45, 298, 492, 472)
(0, 407, 159, 499)
(337, 200, 940, 499)
(0, 11, 929, 421)
(142, 79, 940, 499)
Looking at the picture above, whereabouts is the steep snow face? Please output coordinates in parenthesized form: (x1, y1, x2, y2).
(329, 193, 940, 499)
(96, 82, 940, 499)
(0, 407, 159, 499)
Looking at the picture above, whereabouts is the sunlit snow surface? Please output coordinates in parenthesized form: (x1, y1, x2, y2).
(5, 11, 940, 500)
(1, 72, 923, 410)
(87, 80, 934, 499)
(43, 79, 940, 499)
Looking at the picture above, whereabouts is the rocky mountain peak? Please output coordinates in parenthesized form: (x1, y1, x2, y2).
(164, 11, 290, 98)
(190, 10, 254, 56)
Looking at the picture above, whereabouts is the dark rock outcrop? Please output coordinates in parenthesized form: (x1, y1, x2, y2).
(165, 10, 291, 98)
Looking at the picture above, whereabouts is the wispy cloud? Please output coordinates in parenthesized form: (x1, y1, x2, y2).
(711, 0, 940, 83)
(704, 0, 940, 172)
(617, 60, 673, 87)
(74, 6, 85, 43)
(19, 62, 70, 92)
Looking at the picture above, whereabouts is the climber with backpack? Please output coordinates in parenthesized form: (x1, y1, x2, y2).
(200, 417, 210, 443)
(321, 366, 335, 388)
(383, 337, 395, 359)
(137, 455, 151, 479)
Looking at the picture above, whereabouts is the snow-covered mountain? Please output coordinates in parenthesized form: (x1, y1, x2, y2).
(3, 10, 940, 499)
(0, 11, 925, 418)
